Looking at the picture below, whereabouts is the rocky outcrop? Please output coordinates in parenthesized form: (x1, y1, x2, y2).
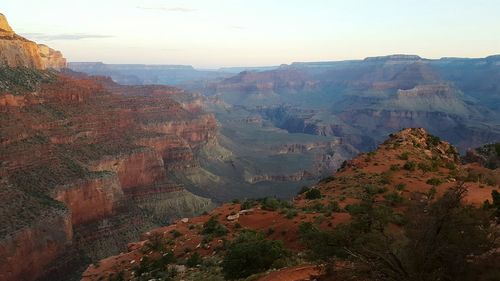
(87, 149, 166, 190)
(0, 201, 72, 281)
(0, 13, 66, 69)
(53, 174, 124, 225)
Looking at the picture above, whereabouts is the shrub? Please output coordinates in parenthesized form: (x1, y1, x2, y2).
(186, 252, 203, 267)
(241, 199, 257, 210)
(222, 231, 288, 279)
(384, 192, 404, 206)
(261, 197, 280, 211)
(427, 177, 444, 186)
(380, 172, 392, 184)
(363, 185, 386, 195)
(395, 183, 407, 191)
(285, 209, 298, 219)
(399, 152, 409, 160)
(426, 134, 441, 147)
(390, 164, 400, 171)
(132, 252, 176, 279)
(305, 189, 322, 200)
(170, 229, 182, 239)
(403, 161, 417, 171)
(202, 217, 228, 237)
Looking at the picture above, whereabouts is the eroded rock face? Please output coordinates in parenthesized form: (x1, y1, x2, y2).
(0, 13, 14, 34)
(0, 13, 66, 69)
(53, 174, 124, 225)
(0, 73, 216, 280)
(0, 210, 72, 281)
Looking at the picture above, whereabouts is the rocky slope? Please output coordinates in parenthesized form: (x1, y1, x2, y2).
(80, 128, 499, 281)
(0, 14, 66, 70)
(0, 49, 217, 281)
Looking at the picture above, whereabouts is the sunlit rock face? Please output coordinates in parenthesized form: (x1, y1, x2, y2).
(0, 13, 66, 69)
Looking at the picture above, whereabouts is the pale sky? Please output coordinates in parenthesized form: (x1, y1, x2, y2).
(2, 0, 499, 68)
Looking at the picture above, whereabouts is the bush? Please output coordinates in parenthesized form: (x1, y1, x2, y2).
(390, 164, 400, 171)
(241, 199, 257, 210)
(395, 183, 406, 191)
(426, 134, 441, 147)
(170, 229, 182, 239)
(426, 177, 444, 186)
(305, 188, 322, 199)
(384, 192, 404, 206)
(399, 152, 409, 160)
(222, 231, 288, 279)
(403, 161, 417, 171)
(132, 252, 177, 280)
(186, 252, 203, 267)
(363, 185, 386, 195)
(260, 197, 292, 211)
(202, 216, 228, 237)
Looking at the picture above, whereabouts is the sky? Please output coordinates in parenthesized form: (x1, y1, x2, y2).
(2, 0, 500, 68)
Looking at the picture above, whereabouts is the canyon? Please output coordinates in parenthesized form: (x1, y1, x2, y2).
(80, 128, 500, 281)
(0, 9, 499, 281)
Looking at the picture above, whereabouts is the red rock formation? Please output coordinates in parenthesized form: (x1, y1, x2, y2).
(53, 174, 124, 225)
(0, 211, 72, 281)
(88, 149, 166, 189)
(0, 68, 216, 281)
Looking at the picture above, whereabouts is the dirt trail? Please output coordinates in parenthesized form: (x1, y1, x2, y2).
(258, 265, 320, 281)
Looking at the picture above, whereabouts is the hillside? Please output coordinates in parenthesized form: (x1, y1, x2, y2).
(81, 128, 499, 281)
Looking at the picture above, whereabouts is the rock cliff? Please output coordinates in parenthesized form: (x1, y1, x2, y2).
(0, 60, 216, 281)
(0, 13, 66, 69)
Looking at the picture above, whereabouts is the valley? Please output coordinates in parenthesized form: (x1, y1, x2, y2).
(0, 7, 498, 281)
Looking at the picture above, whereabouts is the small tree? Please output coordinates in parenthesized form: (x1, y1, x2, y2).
(305, 188, 322, 199)
(222, 231, 288, 279)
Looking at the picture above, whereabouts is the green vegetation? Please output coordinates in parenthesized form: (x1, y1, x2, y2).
(132, 253, 177, 281)
(0, 67, 57, 94)
(426, 177, 444, 186)
(395, 183, 407, 191)
(483, 190, 500, 219)
(260, 197, 293, 211)
(399, 152, 410, 160)
(383, 191, 404, 206)
(304, 188, 322, 199)
(170, 229, 182, 239)
(299, 185, 499, 281)
(390, 164, 400, 171)
(186, 252, 203, 267)
(403, 160, 417, 171)
(202, 216, 228, 238)
(426, 134, 441, 147)
(222, 230, 289, 279)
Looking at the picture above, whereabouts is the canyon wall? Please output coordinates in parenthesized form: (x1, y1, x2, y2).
(0, 69, 217, 280)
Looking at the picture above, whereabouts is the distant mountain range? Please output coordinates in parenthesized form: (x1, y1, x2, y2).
(186, 54, 500, 152)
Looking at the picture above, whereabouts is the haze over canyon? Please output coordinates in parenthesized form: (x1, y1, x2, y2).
(0, 6, 499, 281)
